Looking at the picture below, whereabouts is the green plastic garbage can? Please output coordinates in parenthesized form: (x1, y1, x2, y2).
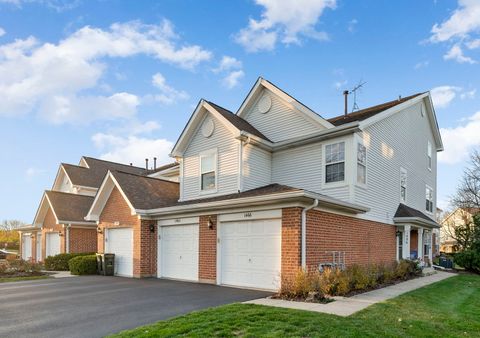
(103, 253, 115, 276)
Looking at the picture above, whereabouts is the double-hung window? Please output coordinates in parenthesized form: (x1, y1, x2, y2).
(325, 142, 345, 183)
(357, 143, 367, 184)
(200, 150, 216, 191)
(426, 186, 434, 213)
(427, 141, 432, 170)
(400, 168, 407, 202)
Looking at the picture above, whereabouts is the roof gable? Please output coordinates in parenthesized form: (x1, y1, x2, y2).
(237, 77, 334, 131)
(171, 100, 268, 157)
(86, 170, 179, 221)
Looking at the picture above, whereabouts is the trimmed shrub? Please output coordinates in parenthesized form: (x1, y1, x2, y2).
(68, 255, 97, 275)
(454, 250, 480, 273)
(44, 252, 94, 271)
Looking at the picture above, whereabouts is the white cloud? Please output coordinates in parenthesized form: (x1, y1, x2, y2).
(151, 72, 189, 105)
(347, 19, 358, 33)
(0, 27, 5, 37)
(438, 111, 480, 164)
(429, 0, 480, 64)
(430, 86, 461, 108)
(461, 89, 476, 100)
(92, 132, 174, 168)
(38, 92, 139, 125)
(414, 60, 429, 69)
(222, 70, 245, 89)
(430, 0, 480, 43)
(214, 56, 242, 73)
(333, 79, 347, 90)
(0, 0, 82, 11)
(443, 44, 476, 64)
(0, 20, 211, 123)
(235, 0, 336, 52)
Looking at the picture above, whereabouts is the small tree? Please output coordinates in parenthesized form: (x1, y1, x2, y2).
(0, 219, 25, 250)
(452, 150, 480, 209)
(454, 215, 480, 273)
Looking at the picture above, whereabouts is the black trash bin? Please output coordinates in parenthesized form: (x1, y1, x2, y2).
(103, 253, 115, 276)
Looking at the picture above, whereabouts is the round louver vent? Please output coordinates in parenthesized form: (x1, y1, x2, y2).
(202, 118, 215, 138)
(258, 95, 272, 114)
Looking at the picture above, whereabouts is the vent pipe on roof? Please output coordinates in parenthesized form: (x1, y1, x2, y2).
(145, 158, 149, 170)
(130, 163, 133, 166)
(343, 90, 349, 116)
(154, 157, 157, 170)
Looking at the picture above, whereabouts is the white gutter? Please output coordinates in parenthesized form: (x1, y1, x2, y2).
(302, 199, 318, 269)
(393, 217, 439, 229)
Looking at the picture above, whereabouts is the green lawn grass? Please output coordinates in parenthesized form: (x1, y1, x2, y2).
(110, 274, 480, 338)
(0, 275, 50, 283)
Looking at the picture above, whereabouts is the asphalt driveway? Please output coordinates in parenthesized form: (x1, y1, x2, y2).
(0, 276, 270, 338)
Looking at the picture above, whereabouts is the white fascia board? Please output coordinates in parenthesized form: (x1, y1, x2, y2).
(136, 190, 369, 218)
(79, 157, 90, 168)
(393, 217, 439, 229)
(51, 165, 65, 191)
(236, 77, 263, 117)
(170, 100, 241, 157)
(32, 192, 49, 226)
(359, 93, 428, 129)
(17, 225, 41, 232)
(424, 93, 444, 151)
(44, 194, 60, 224)
(85, 171, 117, 221)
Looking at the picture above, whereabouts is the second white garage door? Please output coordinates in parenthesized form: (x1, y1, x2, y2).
(220, 219, 281, 290)
(45, 232, 61, 258)
(21, 234, 32, 261)
(158, 224, 199, 281)
(105, 228, 133, 277)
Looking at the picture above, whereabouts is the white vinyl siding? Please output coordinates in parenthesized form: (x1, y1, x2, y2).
(354, 102, 437, 223)
(182, 114, 239, 201)
(242, 145, 272, 191)
(242, 91, 325, 142)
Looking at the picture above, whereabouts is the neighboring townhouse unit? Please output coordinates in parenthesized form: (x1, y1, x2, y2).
(87, 77, 443, 291)
(18, 157, 179, 262)
(440, 208, 479, 253)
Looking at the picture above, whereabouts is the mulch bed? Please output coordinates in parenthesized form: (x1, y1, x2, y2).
(0, 271, 47, 279)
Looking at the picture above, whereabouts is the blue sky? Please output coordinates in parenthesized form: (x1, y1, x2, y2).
(1, 0, 479, 222)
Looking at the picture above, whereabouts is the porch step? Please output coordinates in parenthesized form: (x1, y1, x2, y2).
(422, 267, 436, 276)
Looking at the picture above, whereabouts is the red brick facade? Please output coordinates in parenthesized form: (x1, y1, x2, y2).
(98, 186, 157, 277)
(281, 208, 302, 279)
(304, 209, 397, 272)
(69, 228, 97, 253)
(199, 215, 217, 283)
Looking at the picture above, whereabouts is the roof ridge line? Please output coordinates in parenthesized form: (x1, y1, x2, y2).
(111, 170, 180, 185)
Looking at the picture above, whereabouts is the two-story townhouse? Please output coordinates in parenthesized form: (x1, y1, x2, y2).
(88, 77, 442, 291)
(18, 157, 178, 262)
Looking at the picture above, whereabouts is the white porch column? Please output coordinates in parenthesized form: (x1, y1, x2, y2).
(402, 225, 411, 260)
(417, 228, 423, 260)
(428, 231, 433, 265)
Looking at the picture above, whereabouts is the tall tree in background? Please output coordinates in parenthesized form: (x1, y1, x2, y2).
(0, 219, 25, 249)
(453, 150, 480, 209)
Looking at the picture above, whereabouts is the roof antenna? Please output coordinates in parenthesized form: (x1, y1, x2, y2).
(350, 81, 366, 112)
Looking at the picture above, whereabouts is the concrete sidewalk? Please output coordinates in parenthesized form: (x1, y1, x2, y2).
(45, 271, 77, 278)
(245, 271, 455, 317)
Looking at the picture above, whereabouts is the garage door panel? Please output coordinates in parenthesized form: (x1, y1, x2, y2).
(159, 224, 199, 281)
(106, 228, 133, 277)
(220, 218, 281, 290)
(45, 233, 61, 258)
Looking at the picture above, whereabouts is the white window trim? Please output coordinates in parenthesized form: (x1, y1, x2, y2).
(323, 140, 347, 186)
(427, 141, 432, 171)
(199, 148, 218, 195)
(356, 141, 367, 187)
(400, 167, 407, 203)
(425, 184, 434, 214)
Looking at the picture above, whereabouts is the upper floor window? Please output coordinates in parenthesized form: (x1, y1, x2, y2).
(427, 141, 432, 170)
(325, 142, 345, 183)
(400, 168, 407, 202)
(426, 186, 434, 213)
(357, 143, 367, 184)
(200, 150, 216, 191)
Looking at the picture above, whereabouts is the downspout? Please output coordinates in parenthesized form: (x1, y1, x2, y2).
(302, 199, 318, 269)
(238, 136, 250, 192)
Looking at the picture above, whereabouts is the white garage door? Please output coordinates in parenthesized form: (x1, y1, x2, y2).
(220, 219, 281, 290)
(45, 232, 61, 258)
(106, 228, 133, 277)
(158, 224, 199, 281)
(22, 234, 32, 261)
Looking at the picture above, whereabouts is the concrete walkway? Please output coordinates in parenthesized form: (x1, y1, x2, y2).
(245, 271, 455, 317)
(45, 271, 77, 278)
